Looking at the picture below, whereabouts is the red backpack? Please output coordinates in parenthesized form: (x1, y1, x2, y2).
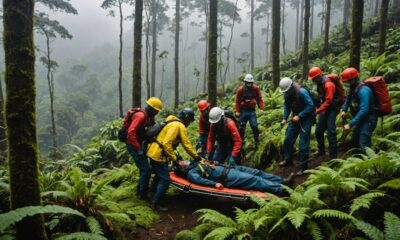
(356, 76, 392, 116)
(325, 74, 345, 106)
(118, 108, 147, 142)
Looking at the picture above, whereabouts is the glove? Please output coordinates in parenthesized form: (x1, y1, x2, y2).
(228, 156, 237, 166)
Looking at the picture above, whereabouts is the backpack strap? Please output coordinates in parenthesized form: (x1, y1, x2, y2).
(355, 82, 365, 93)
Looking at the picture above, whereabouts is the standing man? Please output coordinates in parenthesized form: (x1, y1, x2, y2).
(207, 107, 243, 165)
(308, 67, 345, 159)
(235, 74, 264, 147)
(125, 97, 162, 200)
(146, 108, 202, 211)
(340, 68, 378, 153)
(197, 100, 211, 157)
(278, 77, 315, 175)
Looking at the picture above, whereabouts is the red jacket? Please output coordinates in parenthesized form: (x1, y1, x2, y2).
(317, 81, 336, 113)
(127, 111, 150, 150)
(207, 119, 242, 157)
(235, 84, 264, 113)
(199, 113, 210, 135)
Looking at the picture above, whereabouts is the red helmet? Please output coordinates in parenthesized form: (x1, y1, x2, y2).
(341, 67, 359, 82)
(197, 100, 210, 111)
(308, 67, 323, 80)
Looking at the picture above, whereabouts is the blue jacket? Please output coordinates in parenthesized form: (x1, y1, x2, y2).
(342, 81, 376, 127)
(186, 162, 225, 187)
(283, 84, 315, 120)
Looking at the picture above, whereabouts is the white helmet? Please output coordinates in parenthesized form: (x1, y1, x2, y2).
(209, 107, 224, 123)
(243, 74, 254, 83)
(279, 77, 294, 93)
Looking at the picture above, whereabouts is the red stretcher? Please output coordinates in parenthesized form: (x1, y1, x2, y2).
(169, 172, 270, 201)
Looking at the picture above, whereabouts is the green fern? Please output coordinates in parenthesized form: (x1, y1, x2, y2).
(0, 205, 84, 232)
(286, 207, 310, 229)
(203, 226, 238, 240)
(350, 192, 385, 215)
(353, 219, 384, 240)
(384, 212, 400, 240)
(379, 178, 400, 190)
(53, 232, 107, 240)
(174, 230, 199, 240)
(312, 209, 354, 221)
(85, 216, 103, 235)
(196, 209, 236, 227)
(306, 221, 323, 240)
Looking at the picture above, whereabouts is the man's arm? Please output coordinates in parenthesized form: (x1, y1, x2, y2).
(162, 124, 180, 161)
(127, 112, 146, 150)
(187, 169, 217, 187)
(179, 125, 199, 159)
(255, 86, 264, 110)
(227, 121, 243, 158)
(349, 87, 373, 127)
(298, 88, 315, 118)
(316, 82, 335, 113)
(235, 87, 243, 114)
(206, 124, 216, 156)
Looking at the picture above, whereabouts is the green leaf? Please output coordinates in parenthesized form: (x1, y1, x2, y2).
(350, 192, 385, 215)
(196, 209, 236, 227)
(286, 207, 310, 229)
(203, 227, 238, 240)
(53, 232, 107, 240)
(306, 221, 323, 240)
(85, 216, 103, 235)
(0, 205, 84, 231)
(378, 178, 400, 190)
(384, 212, 400, 240)
(353, 219, 384, 240)
(312, 209, 354, 221)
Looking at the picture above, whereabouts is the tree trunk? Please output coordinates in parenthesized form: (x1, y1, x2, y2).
(302, 0, 310, 80)
(295, 1, 299, 49)
(250, 0, 254, 72)
(174, 0, 180, 108)
(3, 0, 47, 238)
(0, 75, 5, 163)
(266, 12, 270, 63)
(133, 0, 143, 107)
(310, 0, 314, 39)
(378, 0, 388, 54)
(323, 0, 331, 54)
(299, 0, 304, 46)
(208, 0, 218, 106)
(281, 0, 286, 55)
(151, 0, 157, 97)
(343, 0, 350, 35)
(45, 34, 58, 159)
(203, 0, 209, 93)
(118, 0, 123, 117)
(349, 0, 364, 70)
(145, 3, 151, 99)
(375, 0, 380, 16)
(223, 0, 238, 91)
(272, 0, 281, 89)
(321, 0, 325, 35)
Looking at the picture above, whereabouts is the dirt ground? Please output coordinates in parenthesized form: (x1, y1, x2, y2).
(134, 153, 337, 240)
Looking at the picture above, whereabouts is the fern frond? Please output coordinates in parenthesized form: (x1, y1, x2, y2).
(248, 194, 267, 207)
(286, 207, 310, 229)
(85, 216, 103, 235)
(353, 219, 384, 240)
(350, 192, 385, 215)
(203, 226, 238, 240)
(174, 230, 199, 240)
(195, 209, 236, 227)
(379, 178, 400, 190)
(306, 221, 323, 240)
(254, 216, 270, 231)
(192, 223, 214, 238)
(312, 209, 354, 221)
(384, 212, 400, 240)
(0, 205, 84, 232)
(53, 232, 107, 240)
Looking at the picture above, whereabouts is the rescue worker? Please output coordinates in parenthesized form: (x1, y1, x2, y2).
(146, 108, 202, 211)
(206, 107, 242, 165)
(340, 68, 377, 153)
(125, 97, 162, 200)
(279, 77, 315, 176)
(197, 100, 211, 156)
(235, 74, 264, 147)
(174, 159, 294, 195)
(308, 67, 343, 159)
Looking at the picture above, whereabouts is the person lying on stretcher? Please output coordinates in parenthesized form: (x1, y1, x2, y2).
(174, 159, 294, 196)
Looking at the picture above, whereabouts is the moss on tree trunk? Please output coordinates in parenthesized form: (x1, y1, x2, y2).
(207, 0, 217, 106)
(133, 0, 143, 107)
(350, 0, 364, 70)
(3, 0, 47, 239)
(271, 0, 281, 89)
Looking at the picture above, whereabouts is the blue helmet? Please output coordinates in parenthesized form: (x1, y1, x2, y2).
(177, 108, 195, 122)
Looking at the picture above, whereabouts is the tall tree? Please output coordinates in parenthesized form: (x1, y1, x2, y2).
(255, 0, 272, 63)
(323, 0, 331, 54)
(302, 0, 310, 80)
(174, 0, 180, 108)
(343, 0, 350, 36)
(281, 0, 287, 55)
(378, 0, 389, 55)
(101, 0, 130, 117)
(133, 0, 144, 106)
(150, 0, 157, 96)
(208, 0, 218, 106)
(0, 75, 5, 163)
(3, 0, 47, 239)
(271, 0, 281, 88)
(35, 13, 72, 159)
(349, 0, 364, 70)
(250, 0, 254, 72)
(310, 0, 314, 39)
(289, 0, 300, 49)
(299, 0, 304, 45)
(144, 1, 151, 99)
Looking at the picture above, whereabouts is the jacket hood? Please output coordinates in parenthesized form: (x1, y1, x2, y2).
(166, 115, 180, 122)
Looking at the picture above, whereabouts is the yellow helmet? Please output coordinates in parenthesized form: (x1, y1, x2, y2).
(146, 97, 163, 111)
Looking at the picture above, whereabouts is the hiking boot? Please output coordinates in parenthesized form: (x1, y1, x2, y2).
(279, 159, 293, 167)
(151, 202, 168, 212)
(282, 172, 295, 188)
(296, 169, 306, 176)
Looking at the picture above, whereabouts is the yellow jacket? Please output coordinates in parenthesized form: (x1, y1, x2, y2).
(146, 115, 198, 162)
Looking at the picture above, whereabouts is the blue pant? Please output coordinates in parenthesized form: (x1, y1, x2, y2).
(315, 108, 339, 158)
(239, 109, 259, 143)
(213, 146, 239, 165)
(351, 113, 378, 153)
(198, 133, 208, 157)
(225, 165, 283, 194)
(283, 117, 312, 170)
(150, 159, 170, 204)
(127, 144, 151, 197)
